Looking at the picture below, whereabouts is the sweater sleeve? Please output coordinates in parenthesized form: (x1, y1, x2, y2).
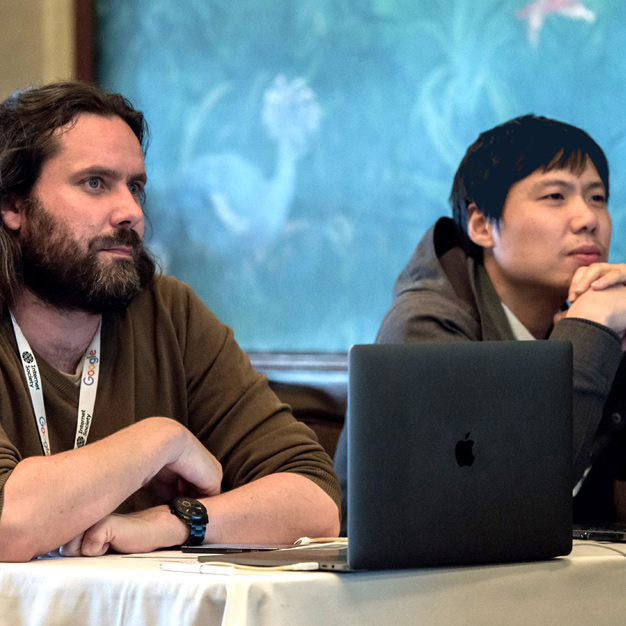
(0, 428, 20, 520)
(550, 317, 623, 484)
(169, 281, 341, 510)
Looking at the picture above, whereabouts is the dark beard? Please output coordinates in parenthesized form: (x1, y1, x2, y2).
(19, 199, 156, 314)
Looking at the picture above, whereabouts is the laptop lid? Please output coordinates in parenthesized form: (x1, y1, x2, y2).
(347, 341, 573, 570)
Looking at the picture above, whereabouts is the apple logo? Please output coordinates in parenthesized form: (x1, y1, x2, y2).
(455, 432, 475, 467)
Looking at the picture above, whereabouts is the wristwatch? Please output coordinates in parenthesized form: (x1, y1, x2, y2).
(168, 497, 209, 546)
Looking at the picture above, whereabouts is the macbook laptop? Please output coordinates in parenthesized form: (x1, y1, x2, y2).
(198, 341, 573, 571)
(346, 341, 573, 569)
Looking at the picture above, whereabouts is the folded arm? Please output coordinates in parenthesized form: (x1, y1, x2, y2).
(61, 472, 340, 556)
(0, 417, 222, 562)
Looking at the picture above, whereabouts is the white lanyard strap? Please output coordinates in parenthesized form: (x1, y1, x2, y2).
(10, 313, 102, 456)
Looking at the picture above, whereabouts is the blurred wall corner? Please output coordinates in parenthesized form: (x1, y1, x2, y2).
(0, 0, 80, 100)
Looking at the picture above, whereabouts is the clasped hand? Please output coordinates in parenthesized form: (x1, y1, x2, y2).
(563, 262, 626, 349)
(568, 262, 626, 304)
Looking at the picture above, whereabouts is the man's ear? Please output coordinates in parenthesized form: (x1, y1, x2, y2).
(0, 194, 25, 232)
(466, 203, 495, 249)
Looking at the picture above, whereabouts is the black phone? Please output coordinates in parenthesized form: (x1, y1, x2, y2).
(573, 523, 626, 542)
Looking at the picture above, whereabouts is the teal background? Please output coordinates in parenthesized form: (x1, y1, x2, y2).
(96, 0, 626, 351)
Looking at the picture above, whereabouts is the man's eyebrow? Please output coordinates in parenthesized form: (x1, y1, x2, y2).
(75, 166, 148, 184)
(585, 181, 606, 191)
(534, 178, 573, 188)
(534, 178, 605, 191)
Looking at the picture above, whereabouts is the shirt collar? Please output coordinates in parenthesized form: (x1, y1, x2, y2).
(501, 303, 536, 341)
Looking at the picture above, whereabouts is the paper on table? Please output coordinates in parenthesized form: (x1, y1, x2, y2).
(159, 561, 320, 575)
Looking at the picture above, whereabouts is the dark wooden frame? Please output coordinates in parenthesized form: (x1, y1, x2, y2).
(74, 0, 94, 82)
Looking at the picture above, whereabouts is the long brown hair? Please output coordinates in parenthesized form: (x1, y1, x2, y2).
(0, 81, 151, 311)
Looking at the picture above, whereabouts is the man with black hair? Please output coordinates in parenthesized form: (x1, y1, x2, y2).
(336, 114, 626, 533)
(0, 81, 340, 561)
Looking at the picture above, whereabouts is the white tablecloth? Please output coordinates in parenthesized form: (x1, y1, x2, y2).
(0, 541, 625, 626)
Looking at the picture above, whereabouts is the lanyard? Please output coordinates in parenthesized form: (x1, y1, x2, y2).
(10, 312, 102, 456)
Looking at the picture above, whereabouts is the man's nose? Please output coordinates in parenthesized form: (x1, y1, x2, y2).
(570, 195, 598, 232)
(110, 187, 144, 231)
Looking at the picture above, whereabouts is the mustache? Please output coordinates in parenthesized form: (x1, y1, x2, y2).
(88, 229, 143, 254)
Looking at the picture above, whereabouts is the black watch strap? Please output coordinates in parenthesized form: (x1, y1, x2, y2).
(168, 497, 209, 546)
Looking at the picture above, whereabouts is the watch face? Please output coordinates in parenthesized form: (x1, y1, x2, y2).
(179, 498, 204, 518)
(174, 497, 208, 523)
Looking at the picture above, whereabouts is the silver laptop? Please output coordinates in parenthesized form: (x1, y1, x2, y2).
(347, 341, 573, 569)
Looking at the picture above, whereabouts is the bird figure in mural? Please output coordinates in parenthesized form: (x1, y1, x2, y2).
(516, 0, 595, 47)
(176, 75, 321, 256)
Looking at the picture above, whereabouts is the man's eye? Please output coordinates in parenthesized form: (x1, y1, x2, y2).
(128, 183, 141, 195)
(86, 177, 102, 189)
(543, 193, 563, 200)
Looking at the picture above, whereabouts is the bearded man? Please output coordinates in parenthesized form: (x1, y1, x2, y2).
(0, 81, 340, 562)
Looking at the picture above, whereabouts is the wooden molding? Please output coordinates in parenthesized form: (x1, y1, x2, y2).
(74, 0, 93, 82)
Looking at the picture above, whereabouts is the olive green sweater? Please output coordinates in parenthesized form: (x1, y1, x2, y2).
(0, 275, 340, 516)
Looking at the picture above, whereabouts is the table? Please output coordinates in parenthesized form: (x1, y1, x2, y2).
(1, 541, 625, 626)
